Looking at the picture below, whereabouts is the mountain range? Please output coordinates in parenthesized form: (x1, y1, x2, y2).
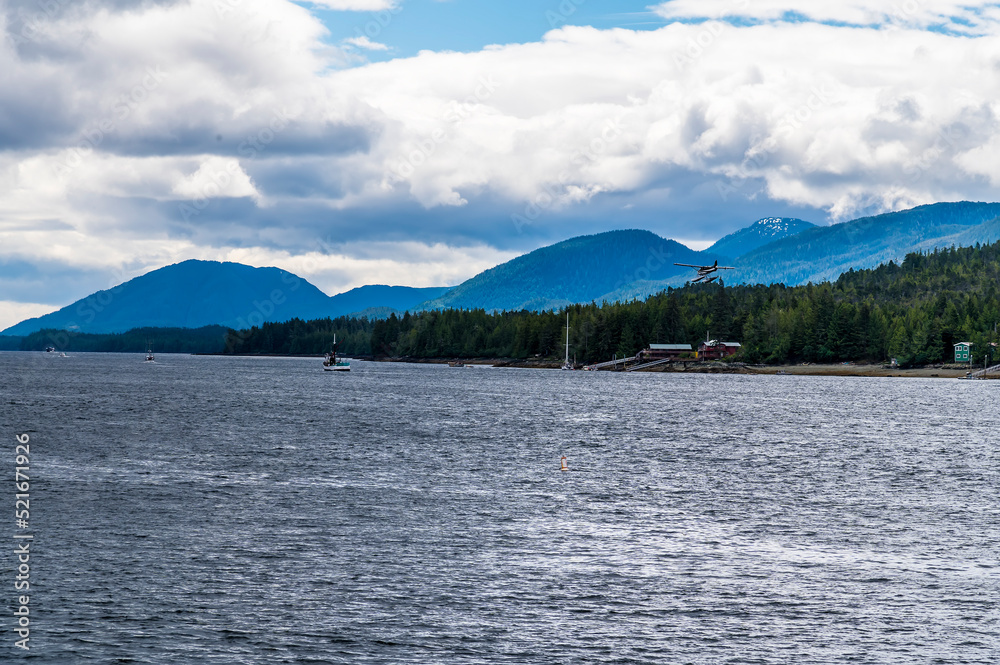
(2, 261, 448, 336)
(706, 217, 816, 258)
(5, 201, 1000, 336)
(419, 230, 722, 312)
(729, 201, 1000, 285)
(589, 202, 1000, 302)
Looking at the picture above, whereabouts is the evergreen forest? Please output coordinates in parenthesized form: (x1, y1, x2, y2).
(370, 243, 1000, 367)
(12, 243, 1000, 368)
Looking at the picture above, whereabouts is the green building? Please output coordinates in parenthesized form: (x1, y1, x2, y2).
(954, 342, 972, 363)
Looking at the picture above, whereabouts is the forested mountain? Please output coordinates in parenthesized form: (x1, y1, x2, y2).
(32, 240, 1000, 366)
(3, 260, 335, 335)
(730, 201, 1000, 286)
(329, 285, 452, 318)
(419, 203, 1000, 311)
(10, 203, 1000, 337)
(370, 241, 1000, 367)
(706, 217, 816, 259)
(417, 229, 721, 312)
(3, 261, 452, 336)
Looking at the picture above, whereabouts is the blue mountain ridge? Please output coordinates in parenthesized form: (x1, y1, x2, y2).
(6, 201, 1000, 335)
(729, 201, 1000, 286)
(329, 284, 452, 317)
(706, 217, 817, 259)
(598, 202, 1000, 301)
(2, 260, 450, 336)
(417, 230, 723, 312)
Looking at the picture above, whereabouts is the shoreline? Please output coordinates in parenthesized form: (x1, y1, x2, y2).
(16, 349, 991, 378)
(372, 357, 991, 378)
(740, 363, 983, 379)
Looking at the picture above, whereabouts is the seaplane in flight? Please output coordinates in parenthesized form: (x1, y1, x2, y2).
(674, 260, 735, 283)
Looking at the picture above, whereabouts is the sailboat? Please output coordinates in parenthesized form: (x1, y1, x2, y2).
(561, 313, 573, 370)
(323, 334, 351, 372)
(145, 340, 154, 362)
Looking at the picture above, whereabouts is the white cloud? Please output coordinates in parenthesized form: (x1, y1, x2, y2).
(652, 0, 1000, 35)
(309, 0, 398, 10)
(5, 0, 1000, 308)
(343, 35, 389, 51)
(336, 20, 1000, 221)
(0, 301, 60, 331)
(172, 158, 260, 201)
(217, 241, 518, 293)
(673, 238, 715, 252)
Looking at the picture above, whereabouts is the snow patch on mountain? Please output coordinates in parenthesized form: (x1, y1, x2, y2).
(706, 217, 817, 259)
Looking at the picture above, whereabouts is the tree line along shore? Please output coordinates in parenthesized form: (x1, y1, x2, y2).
(7, 242, 1000, 370)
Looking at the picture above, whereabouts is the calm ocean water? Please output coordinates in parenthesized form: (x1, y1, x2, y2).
(1, 351, 998, 663)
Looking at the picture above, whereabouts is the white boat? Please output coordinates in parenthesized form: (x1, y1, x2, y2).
(561, 313, 573, 370)
(323, 334, 351, 372)
(145, 340, 154, 362)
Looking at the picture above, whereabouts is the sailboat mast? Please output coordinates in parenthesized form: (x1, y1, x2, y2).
(565, 313, 570, 364)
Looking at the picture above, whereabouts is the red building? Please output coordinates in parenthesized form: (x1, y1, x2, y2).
(698, 340, 742, 360)
(640, 343, 692, 360)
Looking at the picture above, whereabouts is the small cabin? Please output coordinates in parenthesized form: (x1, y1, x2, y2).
(641, 343, 692, 360)
(954, 342, 972, 363)
(698, 340, 742, 360)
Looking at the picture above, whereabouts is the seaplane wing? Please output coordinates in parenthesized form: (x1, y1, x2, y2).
(675, 261, 736, 277)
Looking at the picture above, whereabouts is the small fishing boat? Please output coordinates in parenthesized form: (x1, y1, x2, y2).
(448, 361, 465, 367)
(323, 335, 350, 372)
(145, 341, 154, 362)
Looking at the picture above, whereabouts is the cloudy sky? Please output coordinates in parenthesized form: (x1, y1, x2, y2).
(2, 0, 1000, 328)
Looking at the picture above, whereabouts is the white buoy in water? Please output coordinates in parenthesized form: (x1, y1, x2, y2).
(560, 456, 568, 472)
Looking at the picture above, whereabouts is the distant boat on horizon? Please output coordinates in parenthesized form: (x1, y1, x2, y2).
(145, 340, 154, 362)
